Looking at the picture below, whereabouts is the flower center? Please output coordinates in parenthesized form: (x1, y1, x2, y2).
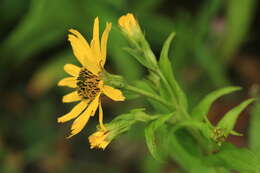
(76, 68, 101, 100)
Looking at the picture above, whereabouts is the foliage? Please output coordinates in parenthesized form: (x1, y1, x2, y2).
(110, 17, 258, 172)
(0, 0, 259, 173)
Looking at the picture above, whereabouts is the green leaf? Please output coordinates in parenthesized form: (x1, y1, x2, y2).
(159, 32, 175, 71)
(217, 98, 255, 135)
(124, 47, 152, 69)
(250, 101, 260, 159)
(171, 120, 213, 140)
(191, 86, 242, 121)
(145, 114, 173, 161)
(159, 32, 188, 109)
(205, 143, 260, 172)
(134, 80, 170, 113)
(168, 131, 218, 172)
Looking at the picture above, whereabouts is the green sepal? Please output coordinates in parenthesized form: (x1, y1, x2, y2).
(102, 70, 126, 88)
(103, 109, 158, 142)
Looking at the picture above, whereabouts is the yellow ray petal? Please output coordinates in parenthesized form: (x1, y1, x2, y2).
(64, 64, 80, 77)
(58, 77, 77, 88)
(67, 95, 100, 138)
(57, 100, 89, 123)
(88, 129, 109, 150)
(103, 85, 125, 101)
(100, 22, 112, 67)
(67, 34, 85, 66)
(62, 91, 81, 103)
(90, 94, 100, 117)
(93, 17, 101, 60)
(90, 39, 98, 61)
(98, 102, 106, 130)
(68, 29, 100, 75)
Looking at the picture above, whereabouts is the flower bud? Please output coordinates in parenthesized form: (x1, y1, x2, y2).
(118, 13, 141, 37)
(88, 114, 135, 150)
(88, 129, 110, 150)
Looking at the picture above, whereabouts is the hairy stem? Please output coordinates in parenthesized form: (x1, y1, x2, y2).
(124, 84, 172, 108)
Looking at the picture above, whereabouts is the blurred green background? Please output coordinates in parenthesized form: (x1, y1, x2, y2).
(0, 0, 260, 172)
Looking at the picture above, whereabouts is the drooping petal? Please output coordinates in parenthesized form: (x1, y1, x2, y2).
(100, 22, 112, 67)
(58, 77, 77, 88)
(57, 100, 89, 123)
(68, 29, 100, 74)
(103, 85, 125, 101)
(67, 95, 100, 138)
(98, 102, 106, 130)
(64, 64, 81, 77)
(62, 91, 81, 103)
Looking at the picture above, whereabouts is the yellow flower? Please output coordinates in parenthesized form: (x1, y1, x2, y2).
(58, 17, 125, 138)
(118, 13, 141, 36)
(88, 129, 110, 150)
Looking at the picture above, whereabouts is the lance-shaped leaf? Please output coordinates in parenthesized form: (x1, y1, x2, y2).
(168, 131, 219, 173)
(134, 80, 170, 113)
(171, 120, 213, 140)
(159, 32, 188, 109)
(124, 47, 149, 69)
(124, 47, 157, 71)
(191, 86, 241, 121)
(205, 143, 260, 172)
(145, 113, 173, 161)
(217, 98, 255, 135)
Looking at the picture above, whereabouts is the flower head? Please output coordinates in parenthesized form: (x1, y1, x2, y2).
(118, 13, 141, 36)
(58, 17, 125, 138)
(212, 127, 227, 146)
(88, 129, 110, 150)
(88, 111, 143, 150)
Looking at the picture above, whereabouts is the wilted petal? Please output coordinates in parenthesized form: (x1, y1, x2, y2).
(57, 100, 88, 123)
(67, 95, 100, 138)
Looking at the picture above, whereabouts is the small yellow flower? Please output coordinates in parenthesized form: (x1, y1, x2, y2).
(88, 129, 110, 150)
(58, 17, 125, 138)
(118, 13, 141, 36)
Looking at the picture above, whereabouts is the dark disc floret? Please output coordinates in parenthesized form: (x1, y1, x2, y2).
(76, 68, 101, 99)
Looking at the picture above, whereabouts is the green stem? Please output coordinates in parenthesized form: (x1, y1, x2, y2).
(157, 70, 178, 106)
(124, 84, 172, 108)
